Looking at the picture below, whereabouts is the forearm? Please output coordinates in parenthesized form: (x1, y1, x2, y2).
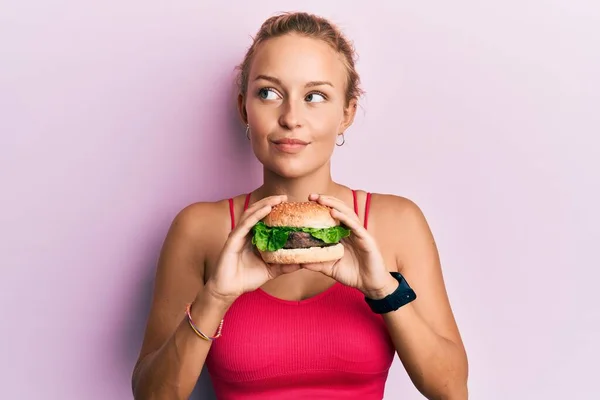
(383, 304, 468, 399)
(132, 291, 229, 400)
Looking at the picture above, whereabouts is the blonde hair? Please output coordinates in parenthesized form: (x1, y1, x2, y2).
(237, 12, 363, 106)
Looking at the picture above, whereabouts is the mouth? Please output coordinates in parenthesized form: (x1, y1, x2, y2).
(272, 138, 309, 145)
(270, 137, 310, 154)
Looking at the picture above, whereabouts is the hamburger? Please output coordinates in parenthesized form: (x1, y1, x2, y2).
(251, 201, 351, 264)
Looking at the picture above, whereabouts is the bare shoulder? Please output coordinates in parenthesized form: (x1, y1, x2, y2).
(168, 199, 230, 242)
(164, 199, 234, 269)
(368, 192, 430, 233)
(367, 192, 436, 270)
(172, 199, 230, 230)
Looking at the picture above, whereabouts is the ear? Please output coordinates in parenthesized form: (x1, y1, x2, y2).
(340, 97, 358, 133)
(237, 93, 248, 125)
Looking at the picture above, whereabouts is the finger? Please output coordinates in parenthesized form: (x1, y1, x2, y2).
(329, 207, 370, 240)
(241, 194, 287, 217)
(309, 193, 357, 217)
(238, 194, 287, 225)
(227, 203, 274, 249)
(309, 194, 361, 224)
(268, 263, 302, 278)
(301, 261, 335, 276)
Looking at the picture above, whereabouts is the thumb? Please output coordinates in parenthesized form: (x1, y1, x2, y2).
(267, 263, 302, 278)
(301, 261, 334, 276)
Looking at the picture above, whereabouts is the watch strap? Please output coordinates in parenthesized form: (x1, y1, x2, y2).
(364, 272, 417, 314)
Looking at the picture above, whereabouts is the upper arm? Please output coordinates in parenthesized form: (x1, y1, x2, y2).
(133, 202, 216, 370)
(390, 196, 465, 349)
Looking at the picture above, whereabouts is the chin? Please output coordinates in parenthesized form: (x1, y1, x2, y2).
(256, 155, 315, 179)
(268, 162, 312, 179)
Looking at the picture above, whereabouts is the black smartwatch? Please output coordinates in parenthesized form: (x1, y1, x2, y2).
(365, 272, 417, 314)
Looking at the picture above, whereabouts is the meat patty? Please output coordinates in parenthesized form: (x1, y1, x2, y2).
(283, 231, 335, 249)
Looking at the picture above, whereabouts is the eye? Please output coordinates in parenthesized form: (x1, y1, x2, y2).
(258, 88, 279, 100)
(305, 92, 326, 103)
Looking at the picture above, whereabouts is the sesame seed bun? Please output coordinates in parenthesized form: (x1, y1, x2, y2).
(262, 201, 339, 229)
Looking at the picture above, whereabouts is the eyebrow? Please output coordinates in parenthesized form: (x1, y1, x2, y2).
(254, 74, 334, 88)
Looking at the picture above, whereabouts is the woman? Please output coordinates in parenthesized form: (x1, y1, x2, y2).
(132, 11, 468, 400)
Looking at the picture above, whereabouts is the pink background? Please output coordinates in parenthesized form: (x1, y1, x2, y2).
(2, 1, 599, 399)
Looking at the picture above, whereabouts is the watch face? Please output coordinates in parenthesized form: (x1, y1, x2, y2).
(365, 272, 416, 314)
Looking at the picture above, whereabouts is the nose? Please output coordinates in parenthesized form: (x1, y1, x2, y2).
(278, 99, 302, 130)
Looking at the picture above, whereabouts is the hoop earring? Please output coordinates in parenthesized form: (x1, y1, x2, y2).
(336, 133, 345, 146)
(245, 124, 250, 140)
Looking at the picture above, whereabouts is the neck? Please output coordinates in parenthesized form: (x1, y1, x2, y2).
(256, 163, 341, 203)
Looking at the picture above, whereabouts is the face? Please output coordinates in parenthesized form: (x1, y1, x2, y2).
(238, 33, 357, 179)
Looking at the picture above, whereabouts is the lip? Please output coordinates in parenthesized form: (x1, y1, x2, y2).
(271, 137, 309, 154)
(272, 138, 309, 145)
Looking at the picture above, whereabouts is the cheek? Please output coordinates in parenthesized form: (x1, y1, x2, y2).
(307, 106, 344, 135)
(245, 105, 275, 135)
(245, 101, 265, 122)
(246, 101, 279, 127)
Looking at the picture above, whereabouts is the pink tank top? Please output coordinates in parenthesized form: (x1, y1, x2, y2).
(205, 190, 395, 399)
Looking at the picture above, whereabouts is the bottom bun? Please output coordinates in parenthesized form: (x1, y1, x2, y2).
(258, 243, 344, 264)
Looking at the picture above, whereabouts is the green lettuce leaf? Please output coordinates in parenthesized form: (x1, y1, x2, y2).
(251, 221, 351, 252)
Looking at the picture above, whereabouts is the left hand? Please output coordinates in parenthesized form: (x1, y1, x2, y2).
(301, 193, 399, 300)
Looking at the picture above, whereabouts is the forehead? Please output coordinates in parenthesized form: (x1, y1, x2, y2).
(249, 34, 347, 88)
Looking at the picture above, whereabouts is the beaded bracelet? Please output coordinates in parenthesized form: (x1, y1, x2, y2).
(185, 303, 224, 341)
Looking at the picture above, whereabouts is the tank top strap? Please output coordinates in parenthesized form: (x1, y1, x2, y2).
(228, 198, 235, 230)
(364, 192, 372, 229)
(228, 193, 252, 231)
(243, 192, 251, 211)
(351, 189, 372, 229)
(351, 189, 359, 215)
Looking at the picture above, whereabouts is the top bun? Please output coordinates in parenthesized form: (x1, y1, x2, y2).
(263, 201, 339, 229)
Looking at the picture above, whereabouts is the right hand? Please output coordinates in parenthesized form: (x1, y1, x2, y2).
(203, 194, 300, 307)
